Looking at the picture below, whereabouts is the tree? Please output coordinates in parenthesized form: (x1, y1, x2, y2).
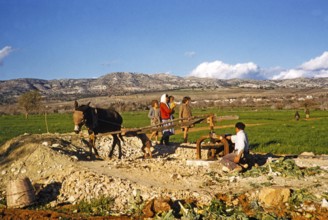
(18, 90, 42, 119)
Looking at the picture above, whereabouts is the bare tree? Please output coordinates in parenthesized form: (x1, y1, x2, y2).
(18, 90, 42, 119)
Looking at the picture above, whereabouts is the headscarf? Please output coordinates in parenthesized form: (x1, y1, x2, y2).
(160, 94, 168, 104)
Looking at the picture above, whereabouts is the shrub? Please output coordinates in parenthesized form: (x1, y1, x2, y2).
(76, 196, 114, 216)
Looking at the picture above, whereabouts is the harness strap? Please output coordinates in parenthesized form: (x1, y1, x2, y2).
(98, 118, 122, 128)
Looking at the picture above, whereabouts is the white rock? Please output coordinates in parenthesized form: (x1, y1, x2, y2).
(229, 176, 237, 183)
(1, 170, 7, 175)
(321, 166, 328, 171)
(302, 203, 316, 212)
(68, 195, 76, 203)
(20, 168, 27, 174)
(186, 160, 217, 167)
(42, 142, 49, 146)
(322, 198, 328, 208)
(71, 156, 78, 161)
(300, 152, 315, 156)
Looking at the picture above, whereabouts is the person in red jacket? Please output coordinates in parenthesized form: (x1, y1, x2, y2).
(159, 94, 173, 145)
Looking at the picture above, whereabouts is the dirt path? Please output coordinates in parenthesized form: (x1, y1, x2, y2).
(78, 158, 209, 192)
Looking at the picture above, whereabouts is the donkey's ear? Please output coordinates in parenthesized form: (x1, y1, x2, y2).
(74, 100, 79, 109)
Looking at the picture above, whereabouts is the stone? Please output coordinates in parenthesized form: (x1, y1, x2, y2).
(258, 187, 290, 208)
(68, 195, 76, 203)
(186, 160, 217, 167)
(20, 168, 26, 174)
(52, 143, 60, 148)
(302, 203, 316, 212)
(322, 199, 328, 209)
(142, 199, 154, 218)
(300, 152, 315, 157)
(153, 197, 171, 213)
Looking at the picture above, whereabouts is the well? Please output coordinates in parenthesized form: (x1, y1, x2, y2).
(6, 177, 36, 208)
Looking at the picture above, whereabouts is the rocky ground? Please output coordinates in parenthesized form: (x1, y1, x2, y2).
(0, 132, 328, 219)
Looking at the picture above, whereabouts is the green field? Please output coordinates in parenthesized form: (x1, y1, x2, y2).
(1, 108, 327, 155)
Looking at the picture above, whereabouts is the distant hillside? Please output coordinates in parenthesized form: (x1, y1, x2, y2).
(0, 72, 327, 103)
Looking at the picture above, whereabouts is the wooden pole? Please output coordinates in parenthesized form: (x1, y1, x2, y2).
(44, 110, 49, 133)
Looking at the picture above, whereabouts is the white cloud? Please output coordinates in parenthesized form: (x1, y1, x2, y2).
(301, 51, 328, 70)
(0, 46, 13, 65)
(190, 60, 260, 79)
(184, 51, 196, 57)
(314, 69, 328, 78)
(272, 69, 307, 80)
(189, 51, 328, 80)
(272, 51, 328, 79)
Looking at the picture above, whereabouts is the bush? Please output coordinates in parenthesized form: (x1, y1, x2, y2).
(76, 196, 114, 216)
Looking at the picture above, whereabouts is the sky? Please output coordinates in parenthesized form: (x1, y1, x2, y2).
(1, 0, 328, 80)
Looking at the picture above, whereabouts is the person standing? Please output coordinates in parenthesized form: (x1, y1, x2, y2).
(168, 96, 176, 115)
(168, 95, 176, 134)
(159, 94, 173, 145)
(305, 108, 310, 119)
(295, 111, 300, 121)
(179, 96, 192, 143)
(148, 100, 161, 144)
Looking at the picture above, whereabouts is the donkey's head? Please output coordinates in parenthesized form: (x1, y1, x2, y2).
(73, 101, 91, 134)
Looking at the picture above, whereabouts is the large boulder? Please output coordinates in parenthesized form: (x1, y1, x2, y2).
(258, 187, 290, 208)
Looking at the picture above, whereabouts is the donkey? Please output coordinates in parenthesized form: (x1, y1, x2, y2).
(73, 101, 124, 159)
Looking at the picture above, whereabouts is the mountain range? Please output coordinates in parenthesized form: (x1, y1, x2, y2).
(1, 72, 327, 103)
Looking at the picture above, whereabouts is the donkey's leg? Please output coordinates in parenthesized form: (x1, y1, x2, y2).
(108, 135, 116, 158)
(115, 134, 123, 159)
(92, 135, 99, 157)
(88, 133, 99, 158)
(118, 133, 125, 145)
(88, 133, 95, 156)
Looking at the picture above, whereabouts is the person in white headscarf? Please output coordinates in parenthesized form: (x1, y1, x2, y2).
(159, 94, 173, 145)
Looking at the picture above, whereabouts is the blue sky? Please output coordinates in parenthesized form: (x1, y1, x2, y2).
(1, 0, 328, 80)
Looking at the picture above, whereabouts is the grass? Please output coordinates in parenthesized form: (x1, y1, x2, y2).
(0, 113, 72, 145)
(1, 108, 328, 154)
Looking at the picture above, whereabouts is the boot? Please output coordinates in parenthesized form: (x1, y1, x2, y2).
(163, 131, 170, 146)
(164, 136, 170, 146)
(160, 132, 168, 145)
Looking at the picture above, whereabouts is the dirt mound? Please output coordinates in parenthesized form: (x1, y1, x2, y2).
(1, 133, 328, 218)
